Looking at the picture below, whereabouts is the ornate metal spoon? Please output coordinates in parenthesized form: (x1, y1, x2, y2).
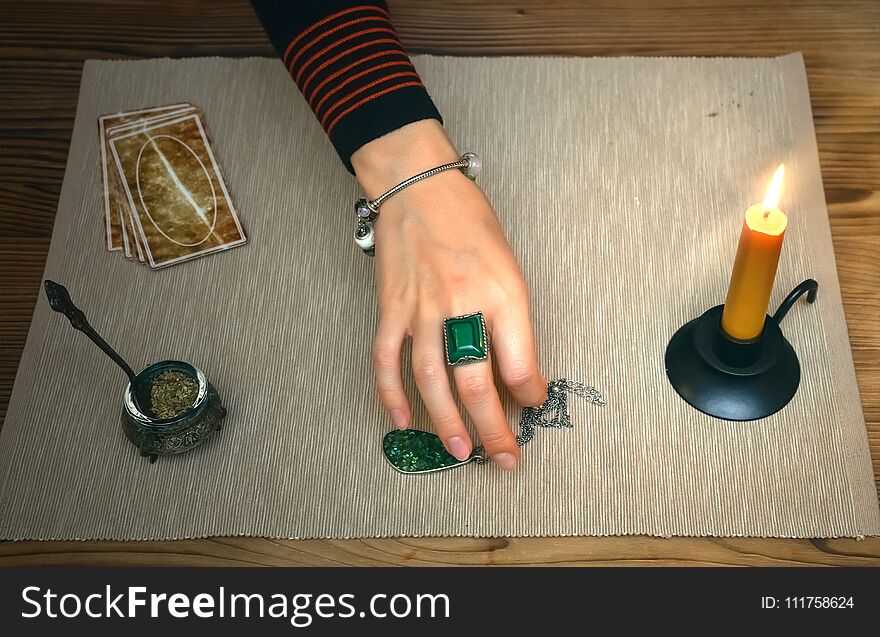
(43, 280, 154, 417)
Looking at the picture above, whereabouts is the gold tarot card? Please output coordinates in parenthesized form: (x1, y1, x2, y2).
(99, 103, 192, 256)
(107, 107, 198, 261)
(109, 113, 247, 268)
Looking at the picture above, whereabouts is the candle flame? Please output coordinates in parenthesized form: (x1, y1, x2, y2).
(762, 164, 785, 211)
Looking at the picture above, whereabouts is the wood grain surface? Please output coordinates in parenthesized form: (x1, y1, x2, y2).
(1, 0, 877, 566)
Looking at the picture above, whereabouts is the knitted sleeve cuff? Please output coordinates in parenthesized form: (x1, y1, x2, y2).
(251, 0, 443, 173)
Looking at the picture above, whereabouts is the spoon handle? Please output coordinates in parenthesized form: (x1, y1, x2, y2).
(44, 280, 139, 383)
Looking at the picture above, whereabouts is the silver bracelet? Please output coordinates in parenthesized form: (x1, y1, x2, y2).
(353, 152, 481, 256)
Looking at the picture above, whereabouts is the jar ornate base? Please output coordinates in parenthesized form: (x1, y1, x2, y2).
(121, 360, 227, 462)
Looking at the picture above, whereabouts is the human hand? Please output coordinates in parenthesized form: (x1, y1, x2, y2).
(351, 120, 547, 470)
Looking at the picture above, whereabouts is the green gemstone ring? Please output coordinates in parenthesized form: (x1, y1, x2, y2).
(443, 311, 489, 366)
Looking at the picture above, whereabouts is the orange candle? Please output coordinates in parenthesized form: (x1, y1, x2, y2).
(721, 165, 787, 341)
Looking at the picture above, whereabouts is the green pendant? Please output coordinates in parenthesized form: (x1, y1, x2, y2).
(382, 429, 479, 474)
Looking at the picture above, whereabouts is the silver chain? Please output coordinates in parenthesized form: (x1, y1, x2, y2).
(473, 378, 605, 463)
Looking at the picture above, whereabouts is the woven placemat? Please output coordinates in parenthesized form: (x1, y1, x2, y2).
(1, 53, 877, 540)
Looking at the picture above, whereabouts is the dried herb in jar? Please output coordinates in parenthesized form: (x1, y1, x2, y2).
(150, 370, 199, 419)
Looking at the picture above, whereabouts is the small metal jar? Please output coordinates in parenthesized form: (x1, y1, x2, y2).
(121, 360, 226, 463)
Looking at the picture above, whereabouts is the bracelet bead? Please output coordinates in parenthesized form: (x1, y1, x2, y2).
(462, 152, 481, 179)
(354, 223, 375, 252)
(355, 198, 378, 222)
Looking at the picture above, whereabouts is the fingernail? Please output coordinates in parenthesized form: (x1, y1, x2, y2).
(493, 452, 517, 470)
(446, 436, 470, 461)
(391, 409, 408, 429)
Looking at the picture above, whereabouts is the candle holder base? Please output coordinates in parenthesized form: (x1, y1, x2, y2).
(665, 279, 818, 421)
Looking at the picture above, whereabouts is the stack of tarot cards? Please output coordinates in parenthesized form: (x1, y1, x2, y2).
(99, 103, 247, 269)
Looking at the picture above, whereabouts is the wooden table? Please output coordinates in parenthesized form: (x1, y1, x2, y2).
(1, 0, 878, 566)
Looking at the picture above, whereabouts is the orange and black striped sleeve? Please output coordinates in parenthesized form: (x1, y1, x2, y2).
(250, 0, 443, 174)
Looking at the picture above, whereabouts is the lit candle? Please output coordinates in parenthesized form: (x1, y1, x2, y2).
(720, 165, 787, 341)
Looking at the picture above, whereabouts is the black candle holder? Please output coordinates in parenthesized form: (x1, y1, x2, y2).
(665, 279, 819, 421)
